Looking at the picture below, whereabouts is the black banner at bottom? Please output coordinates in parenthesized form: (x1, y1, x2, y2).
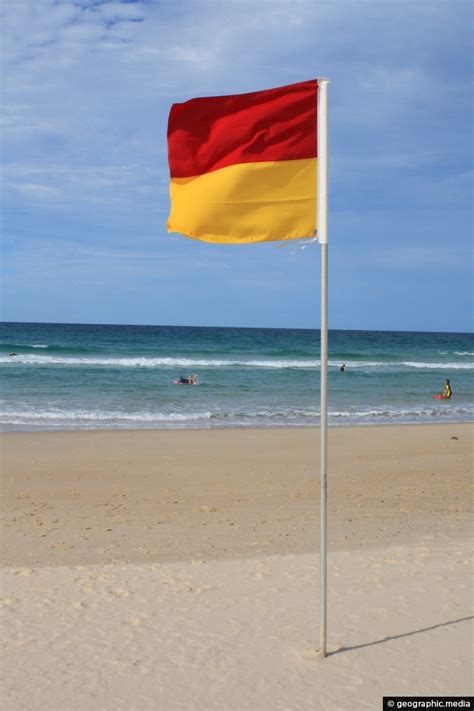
(383, 698, 473, 711)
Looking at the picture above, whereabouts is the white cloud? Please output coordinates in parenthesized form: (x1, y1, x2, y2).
(95, 2, 145, 23)
(7, 183, 60, 198)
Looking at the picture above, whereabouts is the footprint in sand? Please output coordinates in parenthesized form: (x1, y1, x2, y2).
(247, 561, 267, 580)
(382, 557, 402, 565)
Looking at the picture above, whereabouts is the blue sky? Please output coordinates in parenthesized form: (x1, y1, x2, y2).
(1, 0, 472, 331)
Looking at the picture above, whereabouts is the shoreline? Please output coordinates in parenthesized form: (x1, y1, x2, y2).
(1, 418, 472, 434)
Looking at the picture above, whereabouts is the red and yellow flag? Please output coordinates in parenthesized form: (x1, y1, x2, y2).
(167, 80, 318, 244)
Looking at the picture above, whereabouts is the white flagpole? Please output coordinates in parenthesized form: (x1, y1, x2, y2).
(317, 77, 330, 658)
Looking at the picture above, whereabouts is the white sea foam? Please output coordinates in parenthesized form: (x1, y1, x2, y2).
(0, 354, 318, 368)
(0, 409, 214, 423)
(1, 343, 49, 349)
(329, 406, 474, 419)
(1, 404, 472, 429)
(401, 361, 473, 369)
(1, 354, 473, 370)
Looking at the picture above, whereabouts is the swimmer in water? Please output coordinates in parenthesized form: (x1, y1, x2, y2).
(442, 379, 452, 399)
(177, 374, 198, 385)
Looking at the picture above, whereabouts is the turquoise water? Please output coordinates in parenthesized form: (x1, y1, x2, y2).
(0, 322, 472, 430)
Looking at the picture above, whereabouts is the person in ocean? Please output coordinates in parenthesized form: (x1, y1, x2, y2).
(443, 379, 452, 399)
(339, 364, 346, 372)
(177, 374, 198, 385)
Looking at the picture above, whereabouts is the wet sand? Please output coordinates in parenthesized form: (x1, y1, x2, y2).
(1, 424, 472, 567)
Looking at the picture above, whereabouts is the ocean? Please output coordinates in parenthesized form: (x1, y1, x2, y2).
(0, 322, 472, 431)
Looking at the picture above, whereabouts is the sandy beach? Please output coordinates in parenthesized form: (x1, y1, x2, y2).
(1, 424, 473, 709)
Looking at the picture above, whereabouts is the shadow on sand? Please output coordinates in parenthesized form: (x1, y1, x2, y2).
(329, 615, 474, 656)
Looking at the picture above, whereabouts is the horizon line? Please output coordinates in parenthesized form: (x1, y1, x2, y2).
(1, 320, 472, 336)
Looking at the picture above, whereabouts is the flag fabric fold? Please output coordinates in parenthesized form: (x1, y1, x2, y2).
(167, 79, 318, 244)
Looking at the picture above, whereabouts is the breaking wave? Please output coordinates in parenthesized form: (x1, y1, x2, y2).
(1, 404, 472, 430)
(1, 354, 473, 371)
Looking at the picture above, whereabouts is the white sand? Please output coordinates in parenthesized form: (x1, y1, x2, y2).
(2, 539, 473, 710)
